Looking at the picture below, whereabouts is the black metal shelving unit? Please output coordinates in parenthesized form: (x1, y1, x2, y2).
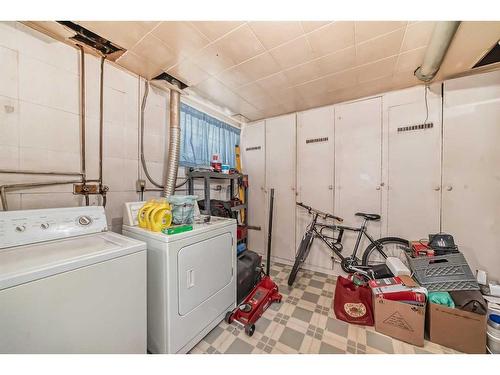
(186, 169, 249, 247)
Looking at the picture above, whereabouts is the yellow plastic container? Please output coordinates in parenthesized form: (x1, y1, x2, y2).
(150, 200, 172, 232)
(137, 199, 157, 229)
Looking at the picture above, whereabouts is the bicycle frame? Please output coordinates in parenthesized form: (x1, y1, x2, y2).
(305, 213, 382, 266)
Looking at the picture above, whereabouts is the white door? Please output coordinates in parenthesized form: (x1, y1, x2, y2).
(442, 71, 500, 281)
(241, 121, 266, 254)
(265, 114, 296, 262)
(386, 90, 442, 240)
(334, 97, 383, 261)
(296, 106, 336, 272)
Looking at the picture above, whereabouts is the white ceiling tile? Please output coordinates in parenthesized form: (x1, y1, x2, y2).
(355, 21, 407, 43)
(152, 21, 210, 59)
(269, 36, 314, 70)
(77, 21, 160, 50)
(255, 72, 292, 92)
(283, 60, 323, 86)
(116, 51, 163, 79)
(167, 59, 211, 87)
(395, 47, 426, 73)
(249, 21, 304, 50)
(356, 28, 405, 65)
(300, 21, 332, 33)
(307, 21, 355, 57)
(189, 21, 245, 41)
(315, 46, 356, 76)
(401, 21, 436, 52)
(356, 56, 398, 83)
(207, 24, 265, 67)
(236, 52, 282, 82)
(325, 70, 358, 92)
(131, 34, 179, 70)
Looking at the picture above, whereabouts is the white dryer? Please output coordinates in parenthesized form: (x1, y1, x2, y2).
(0, 206, 147, 353)
(122, 202, 237, 354)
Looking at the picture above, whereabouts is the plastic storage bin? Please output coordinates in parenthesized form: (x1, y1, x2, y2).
(405, 252, 479, 292)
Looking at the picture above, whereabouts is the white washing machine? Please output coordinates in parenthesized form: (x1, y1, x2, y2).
(0, 206, 147, 354)
(122, 202, 237, 354)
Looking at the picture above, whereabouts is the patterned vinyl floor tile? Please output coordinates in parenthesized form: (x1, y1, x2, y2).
(189, 262, 460, 354)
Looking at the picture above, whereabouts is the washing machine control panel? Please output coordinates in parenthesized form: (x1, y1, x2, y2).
(0, 206, 107, 249)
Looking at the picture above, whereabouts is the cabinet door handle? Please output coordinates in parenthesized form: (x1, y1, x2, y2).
(446, 186, 453, 191)
(376, 186, 381, 190)
(434, 186, 441, 191)
(328, 185, 333, 190)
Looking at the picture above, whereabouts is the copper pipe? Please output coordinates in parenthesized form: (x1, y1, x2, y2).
(0, 180, 82, 211)
(0, 169, 83, 176)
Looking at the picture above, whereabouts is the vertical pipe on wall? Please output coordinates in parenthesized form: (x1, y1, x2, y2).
(98, 55, 108, 207)
(162, 80, 182, 197)
(77, 45, 89, 206)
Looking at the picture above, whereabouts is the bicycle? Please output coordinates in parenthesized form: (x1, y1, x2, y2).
(288, 202, 409, 286)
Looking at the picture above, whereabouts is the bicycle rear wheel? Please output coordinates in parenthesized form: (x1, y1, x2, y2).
(361, 237, 409, 267)
(288, 231, 314, 286)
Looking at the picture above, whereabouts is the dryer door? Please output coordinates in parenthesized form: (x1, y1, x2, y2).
(177, 232, 233, 316)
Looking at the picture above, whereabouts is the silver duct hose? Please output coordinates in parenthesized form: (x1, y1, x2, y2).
(162, 81, 181, 197)
(415, 21, 461, 82)
(140, 80, 187, 193)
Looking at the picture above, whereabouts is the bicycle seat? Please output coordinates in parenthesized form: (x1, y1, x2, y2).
(355, 212, 381, 221)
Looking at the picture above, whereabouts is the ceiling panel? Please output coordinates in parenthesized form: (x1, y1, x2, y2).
(269, 36, 314, 69)
(355, 21, 407, 43)
(401, 21, 436, 52)
(189, 21, 245, 41)
(25, 20, 500, 122)
(166, 59, 211, 86)
(152, 21, 210, 59)
(77, 21, 159, 49)
(248, 21, 304, 50)
(355, 28, 405, 65)
(131, 33, 179, 71)
(307, 21, 355, 57)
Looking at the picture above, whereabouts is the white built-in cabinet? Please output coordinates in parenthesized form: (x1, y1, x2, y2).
(242, 71, 500, 280)
(296, 106, 335, 272)
(441, 71, 500, 279)
(334, 97, 383, 255)
(240, 121, 267, 255)
(265, 114, 297, 262)
(385, 88, 442, 241)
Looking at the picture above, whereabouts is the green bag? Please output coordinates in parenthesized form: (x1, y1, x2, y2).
(428, 291, 455, 308)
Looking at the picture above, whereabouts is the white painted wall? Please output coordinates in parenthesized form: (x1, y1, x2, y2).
(0, 22, 237, 233)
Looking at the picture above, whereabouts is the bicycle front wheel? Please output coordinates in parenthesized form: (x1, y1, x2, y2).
(288, 232, 314, 286)
(361, 237, 409, 267)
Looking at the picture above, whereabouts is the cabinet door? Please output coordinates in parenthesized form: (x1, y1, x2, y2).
(386, 92, 442, 240)
(296, 106, 335, 272)
(442, 71, 500, 281)
(241, 121, 266, 254)
(265, 114, 296, 262)
(335, 97, 383, 258)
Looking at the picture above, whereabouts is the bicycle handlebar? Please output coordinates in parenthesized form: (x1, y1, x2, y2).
(296, 202, 344, 222)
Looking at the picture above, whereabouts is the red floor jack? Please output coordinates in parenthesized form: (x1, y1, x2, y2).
(224, 188, 282, 336)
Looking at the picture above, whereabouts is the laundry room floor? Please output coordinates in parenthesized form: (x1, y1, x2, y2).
(190, 262, 460, 354)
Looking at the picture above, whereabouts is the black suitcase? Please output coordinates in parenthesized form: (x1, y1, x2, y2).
(237, 250, 262, 303)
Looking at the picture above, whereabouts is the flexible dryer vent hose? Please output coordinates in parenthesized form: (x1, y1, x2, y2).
(140, 80, 187, 192)
(162, 83, 181, 197)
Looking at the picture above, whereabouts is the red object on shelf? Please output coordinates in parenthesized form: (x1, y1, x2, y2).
(237, 225, 247, 240)
(411, 241, 434, 257)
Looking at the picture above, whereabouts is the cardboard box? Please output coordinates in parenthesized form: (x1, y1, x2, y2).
(427, 302, 487, 353)
(374, 297, 426, 346)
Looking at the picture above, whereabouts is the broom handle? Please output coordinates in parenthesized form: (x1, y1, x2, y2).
(266, 188, 275, 276)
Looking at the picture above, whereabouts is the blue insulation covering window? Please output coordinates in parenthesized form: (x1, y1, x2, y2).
(180, 103, 241, 168)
